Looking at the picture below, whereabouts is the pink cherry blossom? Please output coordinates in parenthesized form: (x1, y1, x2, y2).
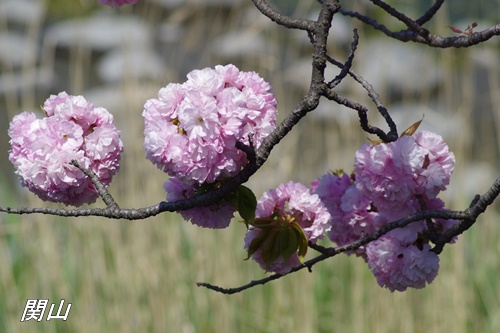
(366, 235, 440, 292)
(244, 181, 331, 274)
(43, 91, 70, 116)
(9, 92, 123, 206)
(312, 172, 378, 257)
(312, 131, 456, 290)
(164, 177, 235, 229)
(143, 64, 277, 184)
(354, 135, 425, 211)
(354, 131, 454, 211)
(413, 131, 455, 199)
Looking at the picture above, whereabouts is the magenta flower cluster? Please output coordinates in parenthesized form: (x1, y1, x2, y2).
(163, 177, 235, 229)
(6, 60, 458, 293)
(143, 64, 277, 184)
(311, 172, 379, 257)
(313, 131, 456, 291)
(99, 0, 141, 7)
(8, 92, 123, 206)
(355, 131, 455, 210)
(244, 181, 331, 274)
(144, 64, 277, 228)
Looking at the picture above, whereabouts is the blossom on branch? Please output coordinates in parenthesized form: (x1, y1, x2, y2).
(354, 130, 455, 210)
(312, 171, 379, 258)
(164, 177, 235, 229)
(365, 235, 440, 292)
(143, 64, 277, 184)
(244, 182, 331, 274)
(8, 92, 123, 206)
(313, 130, 457, 291)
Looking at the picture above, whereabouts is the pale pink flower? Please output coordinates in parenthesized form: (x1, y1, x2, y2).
(314, 131, 456, 290)
(164, 177, 235, 229)
(143, 64, 277, 184)
(245, 181, 331, 274)
(354, 131, 454, 210)
(313, 172, 378, 257)
(9, 92, 123, 206)
(366, 236, 440, 292)
(413, 131, 455, 199)
(354, 136, 425, 211)
(43, 91, 69, 116)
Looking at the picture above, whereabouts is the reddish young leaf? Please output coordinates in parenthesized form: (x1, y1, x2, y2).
(448, 26, 463, 34)
(400, 115, 424, 137)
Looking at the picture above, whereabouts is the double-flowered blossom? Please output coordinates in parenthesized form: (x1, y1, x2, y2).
(99, 0, 141, 7)
(8, 92, 123, 206)
(365, 235, 440, 292)
(364, 196, 457, 291)
(144, 64, 277, 229)
(164, 178, 235, 229)
(312, 171, 379, 258)
(354, 130, 455, 210)
(143, 64, 277, 185)
(313, 130, 457, 291)
(244, 181, 331, 274)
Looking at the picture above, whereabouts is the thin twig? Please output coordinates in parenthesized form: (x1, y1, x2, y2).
(322, 88, 396, 142)
(415, 0, 445, 26)
(326, 54, 398, 139)
(432, 178, 500, 253)
(340, 4, 500, 48)
(369, 0, 429, 36)
(71, 160, 119, 209)
(0, 2, 341, 220)
(198, 178, 500, 294)
(327, 29, 359, 89)
(250, 0, 316, 31)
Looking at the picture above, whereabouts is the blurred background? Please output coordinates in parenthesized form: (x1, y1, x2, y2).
(0, 0, 499, 332)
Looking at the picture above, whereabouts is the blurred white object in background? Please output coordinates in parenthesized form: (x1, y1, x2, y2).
(97, 47, 169, 82)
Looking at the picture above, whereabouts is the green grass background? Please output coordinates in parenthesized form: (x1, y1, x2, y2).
(1, 0, 499, 332)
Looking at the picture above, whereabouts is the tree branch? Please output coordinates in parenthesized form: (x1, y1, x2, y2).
(340, 1, 500, 48)
(250, 0, 316, 31)
(198, 177, 500, 294)
(326, 53, 398, 141)
(415, 0, 445, 26)
(71, 160, 119, 209)
(322, 88, 397, 142)
(327, 29, 359, 89)
(0, 1, 342, 220)
(369, 0, 429, 36)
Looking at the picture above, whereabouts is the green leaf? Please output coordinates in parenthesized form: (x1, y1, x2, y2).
(251, 217, 275, 228)
(291, 223, 309, 262)
(237, 185, 257, 225)
(279, 227, 298, 263)
(259, 228, 281, 269)
(246, 228, 272, 260)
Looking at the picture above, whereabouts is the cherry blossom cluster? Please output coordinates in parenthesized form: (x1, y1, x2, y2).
(8, 92, 123, 206)
(241, 130, 455, 289)
(312, 131, 456, 291)
(5, 55, 458, 292)
(244, 182, 332, 274)
(143, 64, 277, 228)
(164, 177, 236, 229)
